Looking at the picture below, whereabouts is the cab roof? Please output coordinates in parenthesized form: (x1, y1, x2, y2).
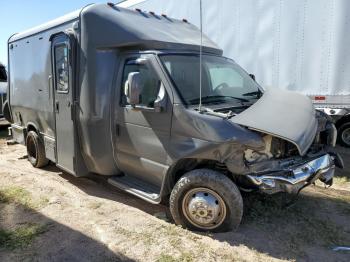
(9, 3, 222, 55)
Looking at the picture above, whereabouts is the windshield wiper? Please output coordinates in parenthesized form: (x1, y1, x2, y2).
(242, 90, 263, 97)
(189, 95, 249, 104)
(200, 106, 236, 119)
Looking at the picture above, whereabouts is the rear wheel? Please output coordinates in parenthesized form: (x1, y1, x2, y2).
(2, 100, 12, 123)
(26, 131, 49, 168)
(169, 169, 243, 232)
(338, 122, 350, 147)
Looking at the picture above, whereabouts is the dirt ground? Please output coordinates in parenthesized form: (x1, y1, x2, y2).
(0, 125, 349, 262)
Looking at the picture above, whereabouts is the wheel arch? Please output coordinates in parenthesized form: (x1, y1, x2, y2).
(161, 158, 232, 200)
(25, 122, 40, 144)
(27, 123, 38, 132)
(335, 114, 350, 128)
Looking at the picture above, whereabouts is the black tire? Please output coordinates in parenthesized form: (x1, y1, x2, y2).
(169, 169, 243, 232)
(338, 122, 350, 147)
(26, 131, 49, 168)
(2, 100, 12, 123)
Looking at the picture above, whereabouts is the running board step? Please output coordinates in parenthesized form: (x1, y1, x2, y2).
(108, 175, 161, 204)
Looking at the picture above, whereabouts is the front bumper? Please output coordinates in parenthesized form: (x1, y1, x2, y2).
(247, 154, 337, 194)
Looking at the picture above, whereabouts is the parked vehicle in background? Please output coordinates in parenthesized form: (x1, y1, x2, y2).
(119, 0, 350, 147)
(0, 63, 7, 118)
(6, 3, 342, 232)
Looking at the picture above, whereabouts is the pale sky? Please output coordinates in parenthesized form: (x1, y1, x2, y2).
(0, 0, 123, 66)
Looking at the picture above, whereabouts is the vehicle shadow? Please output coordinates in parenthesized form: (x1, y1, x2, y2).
(0, 124, 9, 139)
(42, 163, 166, 217)
(333, 146, 350, 180)
(0, 192, 135, 262)
(210, 190, 350, 262)
(42, 163, 350, 261)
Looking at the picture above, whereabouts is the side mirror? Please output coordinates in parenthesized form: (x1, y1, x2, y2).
(124, 72, 143, 106)
(249, 74, 256, 81)
(154, 82, 167, 112)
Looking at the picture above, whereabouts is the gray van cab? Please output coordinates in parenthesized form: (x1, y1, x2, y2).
(6, 3, 342, 232)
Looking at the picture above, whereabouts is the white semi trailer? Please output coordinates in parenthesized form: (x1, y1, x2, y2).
(119, 0, 350, 147)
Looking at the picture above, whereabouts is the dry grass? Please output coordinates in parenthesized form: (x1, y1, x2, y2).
(333, 176, 350, 185)
(86, 201, 103, 210)
(0, 186, 48, 210)
(0, 140, 349, 261)
(0, 224, 49, 250)
(157, 252, 194, 262)
(244, 191, 350, 256)
(0, 186, 34, 209)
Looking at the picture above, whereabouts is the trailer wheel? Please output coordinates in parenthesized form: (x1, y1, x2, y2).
(26, 131, 49, 168)
(169, 169, 243, 232)
(338, 122, 350, 147)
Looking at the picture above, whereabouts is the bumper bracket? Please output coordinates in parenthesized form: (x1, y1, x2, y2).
(247, 154, 337, 194)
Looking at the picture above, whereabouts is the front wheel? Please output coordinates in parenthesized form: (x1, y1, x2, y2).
(169, 169, 243, 232)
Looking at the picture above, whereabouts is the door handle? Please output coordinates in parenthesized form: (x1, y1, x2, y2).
(55, 101, 59, 113)
(48, 75, 52, 100)
(116, 124, 120, 136)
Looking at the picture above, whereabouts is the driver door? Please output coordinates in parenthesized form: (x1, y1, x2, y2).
(115, 54, 172, 187)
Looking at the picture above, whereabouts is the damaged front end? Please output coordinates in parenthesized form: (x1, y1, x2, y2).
(246, 153, 336, 194)
(173, 88, 343, 196)
(215, 88, 344, 195)
(238, 111, 343, 195)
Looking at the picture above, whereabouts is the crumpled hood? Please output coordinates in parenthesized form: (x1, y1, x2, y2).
(231, 88, 317, 156)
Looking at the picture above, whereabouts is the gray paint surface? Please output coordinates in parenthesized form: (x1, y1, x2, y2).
(8, 21, 77, 139)
(7, 3, 335, 201)
(52, 34, 75, 173)
(7, 3, 225, 181)
(231, 88, 317, 156)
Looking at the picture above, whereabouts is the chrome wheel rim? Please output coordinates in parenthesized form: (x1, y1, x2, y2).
(342, 128, 350, 146)
(182, 187, 226, 230)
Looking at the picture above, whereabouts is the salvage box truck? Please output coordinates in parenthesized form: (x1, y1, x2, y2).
(5, 3, 343, 232)
(119, 0, 350, 147)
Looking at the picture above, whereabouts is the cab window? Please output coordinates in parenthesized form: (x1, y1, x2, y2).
(54, 44, 69, 93)
(121, 59, 161, 107)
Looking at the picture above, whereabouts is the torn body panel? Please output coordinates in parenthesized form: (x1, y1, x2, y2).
(231, 88, 318, 156)
(167, 95, 341, 196)
(246, 154, 335, 194)
(168, 103, 265, 175)
(235, 109, 340, 194)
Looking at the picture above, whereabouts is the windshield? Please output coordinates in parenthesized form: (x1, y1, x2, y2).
(159, 54, 261, 105)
